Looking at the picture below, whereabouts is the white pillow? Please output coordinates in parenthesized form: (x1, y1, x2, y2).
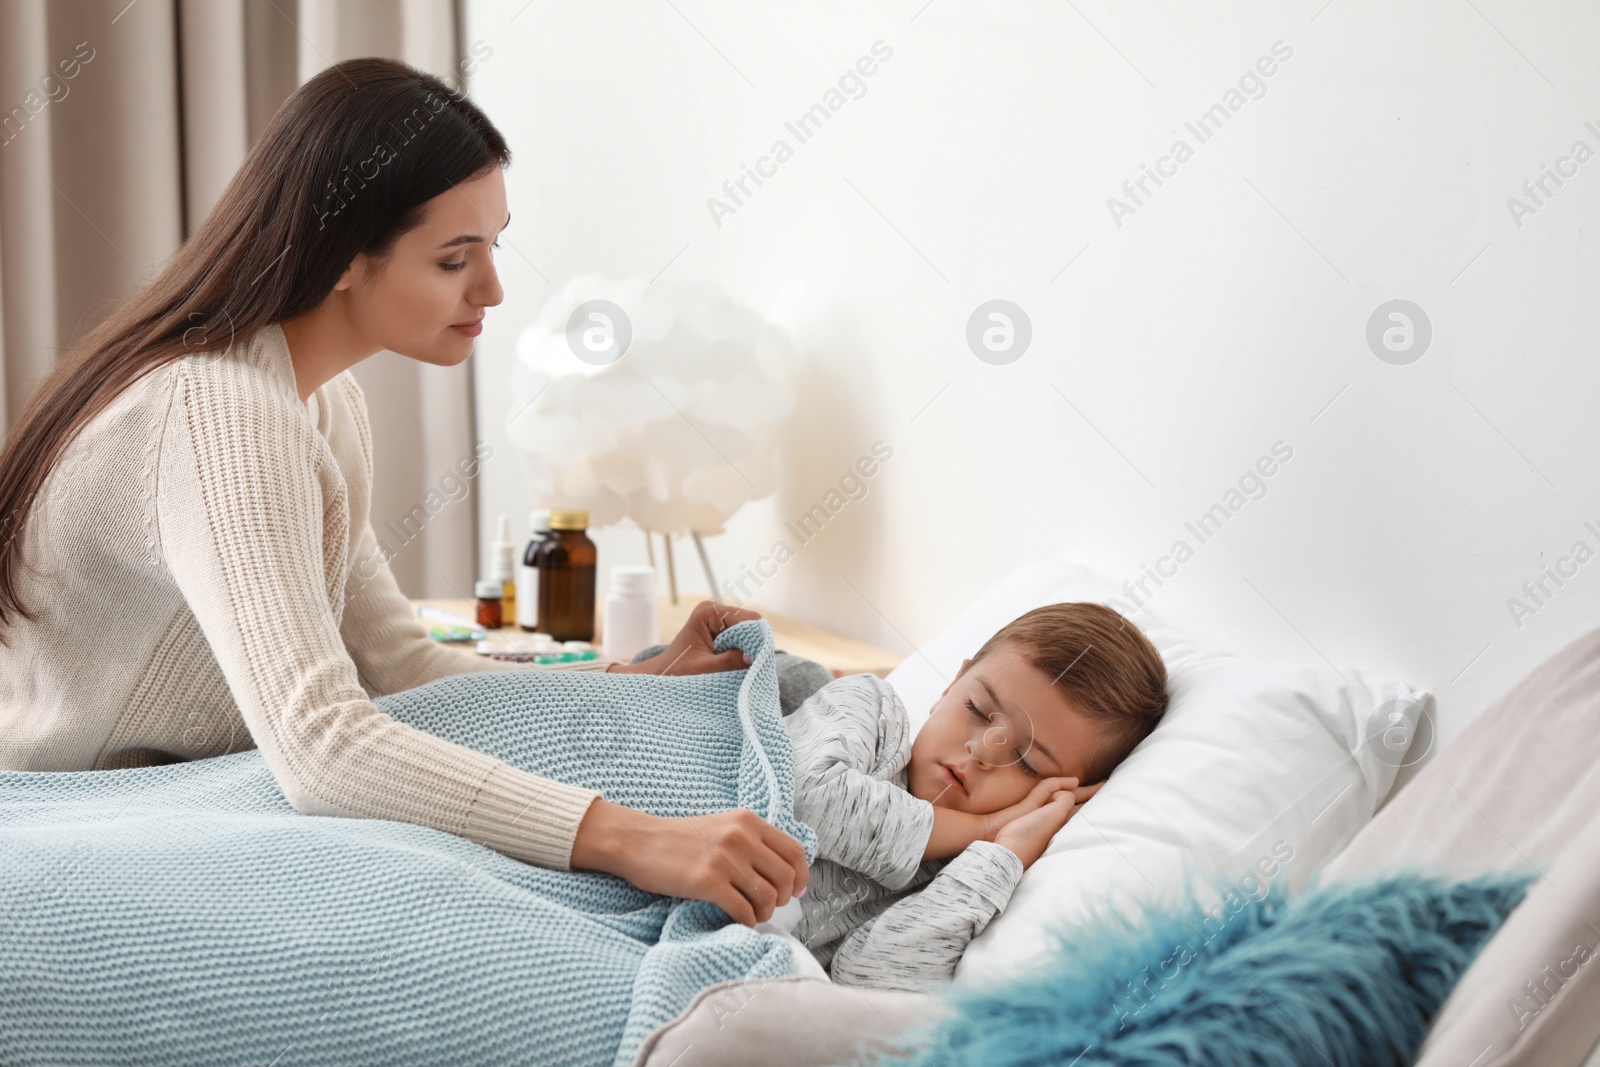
(883, 556, 1431, 987)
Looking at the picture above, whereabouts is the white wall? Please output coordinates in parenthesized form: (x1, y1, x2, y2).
(462, 0, 1600, 751)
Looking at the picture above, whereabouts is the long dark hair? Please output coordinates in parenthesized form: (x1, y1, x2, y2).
(0, 56, 510, 644)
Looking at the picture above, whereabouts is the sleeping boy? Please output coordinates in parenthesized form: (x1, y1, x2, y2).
(780, 601, 1169, 992)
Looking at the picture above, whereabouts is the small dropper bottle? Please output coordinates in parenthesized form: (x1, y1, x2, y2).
(490, 513, 517, 624)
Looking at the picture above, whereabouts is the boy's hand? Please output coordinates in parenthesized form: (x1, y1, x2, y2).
(981, 776, 1100, 841)
(993, 784, 1096, 870)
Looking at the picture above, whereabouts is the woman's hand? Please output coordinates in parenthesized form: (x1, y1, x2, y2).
(991, 779, 1101, 870)
(608, 600, 762, 676)
(570, 798, 810, 926)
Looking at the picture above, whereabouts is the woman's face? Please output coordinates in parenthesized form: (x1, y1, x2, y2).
(334, 166, 508, 367)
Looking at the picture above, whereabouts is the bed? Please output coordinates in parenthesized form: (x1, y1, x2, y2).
(4, 557, 1597, 1066)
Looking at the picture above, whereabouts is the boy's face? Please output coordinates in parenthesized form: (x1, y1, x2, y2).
(906, 642, 1105, 814)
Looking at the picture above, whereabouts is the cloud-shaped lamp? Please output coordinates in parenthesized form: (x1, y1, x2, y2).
(505, 276, 796, 602)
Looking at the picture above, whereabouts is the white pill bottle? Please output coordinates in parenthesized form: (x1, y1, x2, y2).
(515, 509, 551, 631)
(602, 565, 659, 664)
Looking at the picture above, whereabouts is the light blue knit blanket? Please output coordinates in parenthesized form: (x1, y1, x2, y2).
(0, 619, 817, 1067)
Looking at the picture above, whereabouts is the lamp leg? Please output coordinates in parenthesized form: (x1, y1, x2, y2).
(662, 532, 679, 605)
(692, 530, 722, 604)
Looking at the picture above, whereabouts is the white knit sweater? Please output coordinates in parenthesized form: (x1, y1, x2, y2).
(0, 322, 619, 870)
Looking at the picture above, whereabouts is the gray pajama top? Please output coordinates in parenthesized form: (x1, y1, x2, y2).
(782, 673, 1024, 991)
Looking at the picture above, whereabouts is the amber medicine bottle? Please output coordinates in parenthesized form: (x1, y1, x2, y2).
(516, 509, 551, 631)
(535, 509, 597, 642)
(474, 579, 504, 630)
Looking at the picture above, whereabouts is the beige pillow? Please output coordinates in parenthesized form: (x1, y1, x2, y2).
(630, 976, 947, 1067)
(1414, 813, 1600, 1066)
(1319, 624, 1600, 1066)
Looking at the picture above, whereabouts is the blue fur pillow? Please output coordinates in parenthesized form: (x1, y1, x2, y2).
(864, 868, 1533, 1067)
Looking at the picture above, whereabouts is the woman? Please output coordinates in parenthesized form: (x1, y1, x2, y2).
(0, 57, 806, 928)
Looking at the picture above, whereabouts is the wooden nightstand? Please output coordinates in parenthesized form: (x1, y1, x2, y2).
(409, 596, 903, 679)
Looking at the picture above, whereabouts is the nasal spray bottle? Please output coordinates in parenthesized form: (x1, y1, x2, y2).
(489, 513, 518, 626)
(515, 509, 551, 631)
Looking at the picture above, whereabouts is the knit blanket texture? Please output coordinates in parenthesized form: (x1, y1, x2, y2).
(0, 619, 816, 1067)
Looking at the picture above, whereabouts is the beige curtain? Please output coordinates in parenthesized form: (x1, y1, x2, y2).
(0, 0, 481, 600)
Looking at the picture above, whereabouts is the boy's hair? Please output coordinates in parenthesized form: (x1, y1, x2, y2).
(968, 602, 1168, 784)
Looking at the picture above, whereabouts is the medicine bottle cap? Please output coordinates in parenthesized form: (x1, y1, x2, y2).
(474, 579, 504, 598)
(549, 509, 589, 530)
(529, 509, 551, 533)
(609, 565, 656, 596)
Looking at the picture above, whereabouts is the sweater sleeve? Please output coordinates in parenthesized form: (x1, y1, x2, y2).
(156, 361, 602, 870)
(785, 675, 934, 891)
(826, 840, 1024, 991)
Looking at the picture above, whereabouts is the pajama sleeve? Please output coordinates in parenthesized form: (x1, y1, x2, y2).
(826, 840, 1024, 991)
(785, 674, 935, 892)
